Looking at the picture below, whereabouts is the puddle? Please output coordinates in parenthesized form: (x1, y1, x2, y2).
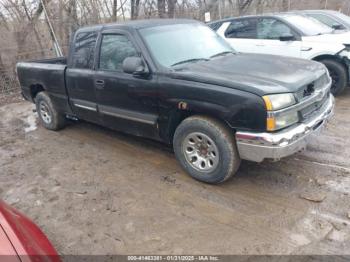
(326, 177, 350, 195)
(289, 233, 311, 246)
(311, 210, 350, 226)
(24, 113, 38, 133)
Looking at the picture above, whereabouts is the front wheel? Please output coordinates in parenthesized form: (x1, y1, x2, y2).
(320, 59, 347, 96)
(173, 116, 241, 184)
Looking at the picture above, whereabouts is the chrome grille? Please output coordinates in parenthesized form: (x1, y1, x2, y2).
(293, 73, 331, 122)
(295, 73, 330, 102)
(300, 93, 329, 119)
(314, 73, 330, 90)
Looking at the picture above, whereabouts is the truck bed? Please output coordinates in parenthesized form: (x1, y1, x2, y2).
(16, 57, 72, 114)
(29, 57, 67, 65)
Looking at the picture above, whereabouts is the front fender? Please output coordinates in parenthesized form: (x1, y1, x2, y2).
(157, 79, 267, 143)
(302, 39, 345, 60)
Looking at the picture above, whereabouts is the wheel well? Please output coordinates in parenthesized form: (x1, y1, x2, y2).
(312, 54, 345, 66)
(29, 84, 45, 101)
(166, 110, 233, 144)
(313, 54, 349, 83)
(166, 110, 191, 143)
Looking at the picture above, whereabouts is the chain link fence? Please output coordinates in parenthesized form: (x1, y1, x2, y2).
(0, 46, 60, 100)
(0, 69, 18, 95)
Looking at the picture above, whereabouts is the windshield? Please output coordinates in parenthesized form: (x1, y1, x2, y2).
(282, 15, 333, 35)
(139, 23, 234, 68)
(332, 12, 350, 27)
(307, 13, 344, 28)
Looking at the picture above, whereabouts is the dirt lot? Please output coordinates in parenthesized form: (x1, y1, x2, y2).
(1, 91, 350, 255)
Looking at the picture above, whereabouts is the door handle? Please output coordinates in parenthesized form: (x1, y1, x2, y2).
(301, 47, 312, 51)
(95, 80, 105, 89)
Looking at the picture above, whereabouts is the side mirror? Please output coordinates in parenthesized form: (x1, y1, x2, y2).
(123, 57, 148, 76)
(332, 24, 342, 30)
(279, 34, 295, 41)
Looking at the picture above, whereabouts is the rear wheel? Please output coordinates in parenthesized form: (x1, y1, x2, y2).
(320, 59, 347, 96)
(35, 92, 66, 131)
(173, 116, 241, 184)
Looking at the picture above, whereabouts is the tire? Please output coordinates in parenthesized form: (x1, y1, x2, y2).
(173, 116, 241, 184)
(320, 59, 347, 96)
(35, 92, 66, 131)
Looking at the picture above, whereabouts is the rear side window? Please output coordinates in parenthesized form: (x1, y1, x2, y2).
(225, 19, 257, 39)
(72, 32, 98, 69)
(99, 34, 138, 71)
(208, 21, 224, 31)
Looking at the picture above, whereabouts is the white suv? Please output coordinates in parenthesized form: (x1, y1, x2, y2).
(209, 14, 350, 95)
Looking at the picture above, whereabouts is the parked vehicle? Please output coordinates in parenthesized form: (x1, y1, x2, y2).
(0, 201, 60, 261)
(295, 10, 350, 31)
(208, 13, 350, 95)
(17, 19, 334, 184)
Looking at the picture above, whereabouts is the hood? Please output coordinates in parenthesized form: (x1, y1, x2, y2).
(0, 201, 60, 260)
(303, 31, 350, 44)
(171, 53, 327, 96)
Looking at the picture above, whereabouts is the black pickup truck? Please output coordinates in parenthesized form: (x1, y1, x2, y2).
(17, 19, 334, 184)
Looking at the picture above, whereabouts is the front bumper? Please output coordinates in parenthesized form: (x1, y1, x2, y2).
(236, 94, 335, 162)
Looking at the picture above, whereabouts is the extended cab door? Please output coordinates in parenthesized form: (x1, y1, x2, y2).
(94, 30, 160, 140)
(66, 31, 100, 123)
(255, 17, 302, 58)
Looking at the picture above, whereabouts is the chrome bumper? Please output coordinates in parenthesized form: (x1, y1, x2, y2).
(236, 94, 335, 163)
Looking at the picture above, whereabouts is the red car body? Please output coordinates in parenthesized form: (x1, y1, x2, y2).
(0, 201, 60, 262)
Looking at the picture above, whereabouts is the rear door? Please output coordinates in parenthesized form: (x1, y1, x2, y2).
(66, 31, 100, 123)
(94, 30, 160, 140)
(255, 17, 302, 57)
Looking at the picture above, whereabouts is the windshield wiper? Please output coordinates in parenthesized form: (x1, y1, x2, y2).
(171, 58, 209, 67)
(210, 51, 234, 59)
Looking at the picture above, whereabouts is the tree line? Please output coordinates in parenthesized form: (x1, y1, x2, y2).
(0, 0, 349, 95)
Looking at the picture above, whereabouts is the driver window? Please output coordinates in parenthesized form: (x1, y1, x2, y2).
(257, 18, 294, 40)
(99, 34, 138, 71)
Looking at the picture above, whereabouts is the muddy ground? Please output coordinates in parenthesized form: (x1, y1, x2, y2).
(0, 91, 350, 255)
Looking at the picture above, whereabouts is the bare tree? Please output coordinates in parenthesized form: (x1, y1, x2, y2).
(131, 0, 141, 19)
(157, 0, 166, 17)
(112, 0, 118, 21)
(237, 0, 254, 15)
(168, 0, 176, 18)
(282, 0, 289, 11)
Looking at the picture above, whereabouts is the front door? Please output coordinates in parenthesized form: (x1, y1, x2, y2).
(255, 17, 302, 58)
(94, 31, 160, 140)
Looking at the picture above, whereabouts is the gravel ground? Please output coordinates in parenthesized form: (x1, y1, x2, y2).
(0, 91, 350, 255)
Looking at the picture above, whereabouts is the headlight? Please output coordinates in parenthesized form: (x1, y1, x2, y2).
(263, 93, 296, 111)
(267, 111, 299, 131)
(263, 93, 298, 131)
